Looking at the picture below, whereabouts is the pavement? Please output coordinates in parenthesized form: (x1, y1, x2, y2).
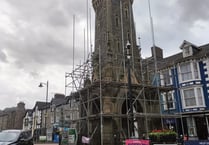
(34, 143, 58, 145)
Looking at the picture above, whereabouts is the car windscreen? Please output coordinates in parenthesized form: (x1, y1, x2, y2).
(0, 131, 20, 142)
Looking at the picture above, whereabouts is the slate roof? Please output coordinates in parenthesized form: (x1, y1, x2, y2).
(33, 101, 50, 111)
(51, 96, 66, 107)
(24, 109, 33, 117)
(158, 43, 209, 70)
(142, 42, 209, 73)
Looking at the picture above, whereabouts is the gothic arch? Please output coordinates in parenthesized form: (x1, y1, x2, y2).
(120, 93, 144, 137)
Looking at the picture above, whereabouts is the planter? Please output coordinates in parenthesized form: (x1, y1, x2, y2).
(149, 129, 177, 144)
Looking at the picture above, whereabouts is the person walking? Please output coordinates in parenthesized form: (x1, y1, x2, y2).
(58, 131, 62, 145)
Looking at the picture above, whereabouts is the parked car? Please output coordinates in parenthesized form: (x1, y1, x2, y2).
(0, 129, 33, 145)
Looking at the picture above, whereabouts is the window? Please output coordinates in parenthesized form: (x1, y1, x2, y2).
(115, 16, 119, 27)
(179, 61, 199, 82)
(193, 62, 199, 79)
(127, 32, 130, 41)
(184, 89, 196, 106)
(117, 42, 120, 51)
(182, 87, 204, 108)
(187, 117, 197, 136)
(161, 69, 172, 86)
(24, 118, 29, 126)
(125, 8, 128, 18)
(180, 62, 192, 81)
(51, 115, 54, 123)
(197, 88, 203, 106)
(185, 47, 190, 55)
(162, 91, 175, 110)
(183, 46, 191, 57)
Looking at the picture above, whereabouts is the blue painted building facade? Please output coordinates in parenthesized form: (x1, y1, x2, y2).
(158, 40, 209, 140)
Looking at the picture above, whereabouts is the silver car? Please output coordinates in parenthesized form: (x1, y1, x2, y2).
(0, 130, 33, 145)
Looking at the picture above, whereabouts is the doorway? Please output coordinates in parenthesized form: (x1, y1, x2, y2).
(195, 116, 208, 140)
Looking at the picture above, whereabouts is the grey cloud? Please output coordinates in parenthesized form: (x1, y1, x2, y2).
(0, 0, 208, 110)
(7, 0, 87, 27)
(29, 71, 40, 79)
(133, 0, 182, 53)
(0, 50, 8, 63)
(5, 29, 85, 71)
(47, 9, 69, 27)
(133, 0, 208, 57)
(0, 0, 89, 73)
(176, 0, 209, 24)
(9, 34, 72, 65)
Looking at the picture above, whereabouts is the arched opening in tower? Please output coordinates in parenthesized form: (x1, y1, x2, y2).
(121, 98, 144, 138)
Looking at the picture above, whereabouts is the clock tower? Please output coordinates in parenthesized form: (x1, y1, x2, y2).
(92, 0, 141, 83)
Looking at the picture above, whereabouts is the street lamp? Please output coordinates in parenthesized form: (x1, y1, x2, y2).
(126, 41, 135, 138)
(39, 80, 49, 141)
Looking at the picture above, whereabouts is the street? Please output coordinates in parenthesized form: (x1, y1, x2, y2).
(35, 143, 58, 145)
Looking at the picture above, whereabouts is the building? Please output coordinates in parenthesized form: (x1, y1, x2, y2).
(27, 93, 75, 142)
(159, 40, 209, 140)
(0, 102, 26, 130)
(23, 109, 33, 131)
(49, 93, 69, 142)
(64, 0, 170, 145)
(31, 101, 50, 141)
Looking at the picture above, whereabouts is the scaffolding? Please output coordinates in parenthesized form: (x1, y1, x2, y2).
(64, 49, 178, 145)
(63, 1, 179, 145)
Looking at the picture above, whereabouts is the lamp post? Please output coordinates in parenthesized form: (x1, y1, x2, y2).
(126, 41, 135, 138)
(39, 80, 49, 141)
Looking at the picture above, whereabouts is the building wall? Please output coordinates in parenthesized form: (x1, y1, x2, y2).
(159, 42, 209, 140)
(14, 102, 26, 129)
(0, 102, 25, 130)
(0, 114, 8, 130)
(202, 58, 209, 109)
(23, 111, 33, 131)
(160, 58, 209, 113)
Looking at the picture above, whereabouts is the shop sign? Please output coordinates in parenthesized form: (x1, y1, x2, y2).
(125, 139, 150, 145)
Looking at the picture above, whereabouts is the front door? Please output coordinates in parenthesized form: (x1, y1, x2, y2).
(195, 117, 208, 140)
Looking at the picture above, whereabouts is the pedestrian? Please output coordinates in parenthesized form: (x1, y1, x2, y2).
(59, 131, 62, 145)
(142, 133, 146, 140)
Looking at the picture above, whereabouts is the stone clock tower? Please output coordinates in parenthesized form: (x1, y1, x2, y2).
(92, 0, 141, 83)
(77, 0, 162, 145)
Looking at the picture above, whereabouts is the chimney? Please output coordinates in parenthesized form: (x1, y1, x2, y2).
(151, 46, 163, 60)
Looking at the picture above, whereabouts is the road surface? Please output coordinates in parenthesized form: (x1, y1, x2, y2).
(35, 143, 58, 145)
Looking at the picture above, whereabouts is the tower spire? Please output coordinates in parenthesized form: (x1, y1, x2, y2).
(92, 0, 141, 83)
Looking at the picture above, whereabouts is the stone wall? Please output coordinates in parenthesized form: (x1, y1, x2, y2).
(0, 102, 25, 130)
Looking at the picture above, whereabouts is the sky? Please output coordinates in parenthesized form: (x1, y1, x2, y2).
(0, 0, 209, 110)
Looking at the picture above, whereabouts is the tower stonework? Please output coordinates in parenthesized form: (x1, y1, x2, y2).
(92, 0, 141, 83)
(77, 1, 162, 145)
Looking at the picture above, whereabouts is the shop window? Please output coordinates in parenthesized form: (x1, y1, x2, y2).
(186, 117, 197, 136)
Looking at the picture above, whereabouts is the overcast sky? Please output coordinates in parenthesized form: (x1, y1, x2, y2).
(0, 0, 209, 110)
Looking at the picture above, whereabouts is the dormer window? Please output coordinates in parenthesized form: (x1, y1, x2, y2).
(183, 46, 192, 57)
(180, 40, 199, 58)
